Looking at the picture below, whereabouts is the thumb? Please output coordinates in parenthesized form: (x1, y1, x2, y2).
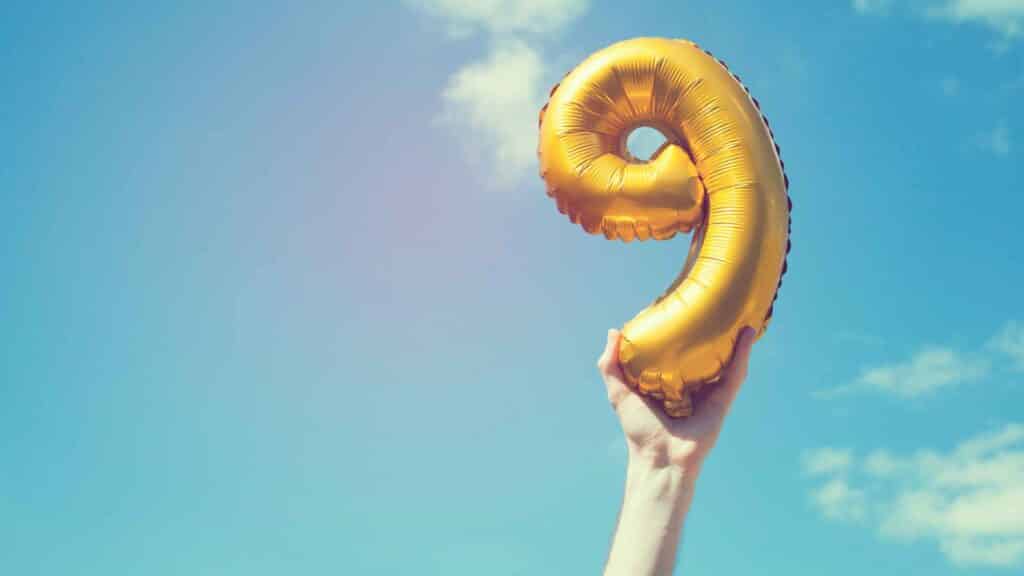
(597, 329, 631, 409)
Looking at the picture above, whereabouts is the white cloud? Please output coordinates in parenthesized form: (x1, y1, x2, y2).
(823, 323, 1023, 399)
(830, 346, 989, 398)
(410, 0, 588, 37)
(804, 448, 865, 523)
(853, 0, 892, 14)
(805, 424, 1024, 567)
(942, 537, 1024, 567)
(927, 0, 1024, 40)
(976, 120, 1012, 156)
(990, 320, 1024, 370)
(410, 0, 589, 186)
(438, 41, 546, 186)
(812, 478, 868, 522)
(803, 448, 855, 477)
(854, 0, 1024, 43)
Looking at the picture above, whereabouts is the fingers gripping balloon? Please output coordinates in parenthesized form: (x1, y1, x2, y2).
(538, 38, 791, 418)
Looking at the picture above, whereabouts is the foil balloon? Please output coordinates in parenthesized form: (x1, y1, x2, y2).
(538, 38, 791, 418)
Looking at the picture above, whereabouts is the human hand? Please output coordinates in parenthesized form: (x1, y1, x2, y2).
(597, 327, 756, 475)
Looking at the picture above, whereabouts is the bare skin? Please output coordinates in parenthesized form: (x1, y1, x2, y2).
(599, 326, 756, 576)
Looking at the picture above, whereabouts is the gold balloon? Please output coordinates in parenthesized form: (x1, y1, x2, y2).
(538, 38, 791, 418)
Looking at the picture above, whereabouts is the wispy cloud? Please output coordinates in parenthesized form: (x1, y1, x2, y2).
(824, 347, 989, 398)
(811, 478, 869, 522)
(803, 447, 855, 476)
(927, 0, 1024, 41)
(409, 0, 587, 37)
(990, 320, 1024, 371)
(853, 0, 1024, 44)
(805, 424, 1024, 567)
(438, 40, 546, 185)
(852, 3, 1018, 161)
(853, 0, 892, 15)
(408, 0, 589, 187)
(821, 322, 1024, 398)
(804, 448, 867, 522)
(856, 347, 989, 396)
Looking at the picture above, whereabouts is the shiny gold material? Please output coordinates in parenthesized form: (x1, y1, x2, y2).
(538, 38, 791, 417)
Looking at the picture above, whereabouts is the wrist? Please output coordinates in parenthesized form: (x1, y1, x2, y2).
(627, 449, 703, 482)
(606, 452, 698, 575)
(625, 458, 698, 499)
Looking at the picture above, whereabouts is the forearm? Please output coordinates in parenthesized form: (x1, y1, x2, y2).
(604, 460, 698, 576)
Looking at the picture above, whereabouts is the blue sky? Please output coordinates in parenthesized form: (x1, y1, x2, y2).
(2, 1, 1023, 574)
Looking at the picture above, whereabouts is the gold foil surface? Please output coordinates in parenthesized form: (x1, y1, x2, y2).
(538, 38, 791, 417)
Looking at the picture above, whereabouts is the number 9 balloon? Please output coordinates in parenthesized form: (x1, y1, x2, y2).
(538, 38, 791, 418)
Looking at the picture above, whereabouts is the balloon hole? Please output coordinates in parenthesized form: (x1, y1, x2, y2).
(625, 126, 668, 162)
